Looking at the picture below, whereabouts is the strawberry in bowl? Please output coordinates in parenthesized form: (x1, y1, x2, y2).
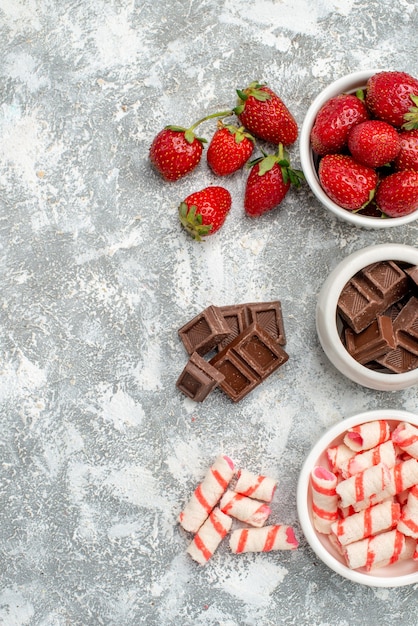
(300, 70, 418, 228)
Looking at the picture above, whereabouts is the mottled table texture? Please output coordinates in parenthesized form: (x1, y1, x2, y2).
(2, 1, 418, 625)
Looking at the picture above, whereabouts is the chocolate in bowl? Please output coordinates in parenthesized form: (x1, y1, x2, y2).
(316, 243, 418, 390)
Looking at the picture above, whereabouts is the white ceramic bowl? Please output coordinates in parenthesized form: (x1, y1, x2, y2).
(297, 409, 418, 587)
(299, 70, 418, 228)
(316, 243, 418, 391)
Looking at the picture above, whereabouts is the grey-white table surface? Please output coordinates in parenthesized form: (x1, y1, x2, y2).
(1, 1, 418, 625)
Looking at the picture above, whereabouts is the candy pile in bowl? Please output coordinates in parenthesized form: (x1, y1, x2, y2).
(297, 410, 418, 587)
(300, 70, 418, 227)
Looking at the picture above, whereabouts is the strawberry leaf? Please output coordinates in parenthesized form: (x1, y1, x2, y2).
(258, 155, 277, 176)
(178, 202, 212, 242)
(402, 94, 418, 130)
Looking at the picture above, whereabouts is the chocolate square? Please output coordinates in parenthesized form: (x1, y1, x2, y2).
(176, 352, 225, 402)
(178, 305, 231, 356)
(210, 323, 288, 402)
(245, 301, 286, 345)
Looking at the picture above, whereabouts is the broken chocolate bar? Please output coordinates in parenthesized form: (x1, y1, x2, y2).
(344, 315, 396, 365)
(217, 304, 248, 351)
(217, 300, 286, 351)
(393, 296, 418, 357)
(405, 265, 418, 288)
(178, 305, 231, 356)
(245, 301, 286, 345)
(375, 346, 418, 373)
(209, 323, 288, 402)
(337, 261, 410, 333)
(176, 352, 225, 402)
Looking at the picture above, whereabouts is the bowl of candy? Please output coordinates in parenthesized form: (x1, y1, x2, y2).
(316, 243, 418, 390)
(297, 409, 418, 586)
(300, 69, 418, 228)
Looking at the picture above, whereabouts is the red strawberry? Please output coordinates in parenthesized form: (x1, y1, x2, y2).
(366, 71, 418, 129)
(394, 129, 418, 171)
(150, 110, 232, 181)
(318, 154, 378, 211)
(207, 122, 255, 176)
(178, 186, 232, 240)
(375, 170, 418, 217)
(347, 120, 401, 168)
(310, 93, 369, 155)
(244, 144, 304, 217)
(150, 127, 205, 181)
(234, 81, 298, 146)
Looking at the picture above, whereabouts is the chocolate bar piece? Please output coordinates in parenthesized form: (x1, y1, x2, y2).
(217, 301, 286, 351)
(209, 323, 288, 402)
(176, 352, 225, 402)
(344, 315, 396, 365)
(406, 265, 418, 288)
(337, 261, 410, 333)
(178, 305, 231, 356)
(245, 301, 286, 345)
(392, 296, 418, 356)
(217, 304, 248, 351)
(375, 346, 418, 373)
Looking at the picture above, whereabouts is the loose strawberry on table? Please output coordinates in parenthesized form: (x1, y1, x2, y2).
(178, 186, 232, 241)
(244, 144, 304, 217)
(234, 81, 298, 146)
(375, 170, 418, 218)
(347, 120, 401, 169)
(318, 154, 378, 211)
(310, 93, 369, 155)
(207, 122, 255, 176)
(366, 70, 418, 129)
(149, 110, 232, 181)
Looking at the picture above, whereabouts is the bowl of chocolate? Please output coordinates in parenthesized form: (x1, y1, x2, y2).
(297, 408, 418, 587)
(299, 70, 418, 228)
(316, 243, 418, 391)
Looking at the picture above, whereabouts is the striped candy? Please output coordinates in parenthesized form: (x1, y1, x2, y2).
(179, 455, 235, 533)
(234, 468, 277, 502)
(187, 507, 232, 565)
(220, 489, 271, 527)
(310, 466, 339, 534)
(229, 525, 298, 553)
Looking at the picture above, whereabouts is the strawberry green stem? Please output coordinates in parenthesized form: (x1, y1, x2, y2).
(167, 110, 233, 144)
(188, 110, 234, 132)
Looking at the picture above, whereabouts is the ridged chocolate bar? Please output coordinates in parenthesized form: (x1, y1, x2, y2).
(217, 300, 286, 352)
(209, 323, 288, 402)
(217, 305, 248, 351)
(394, 296, 418, 356)
(178, 305, 231, 356)
(344, 315, 396, 365)
(337, 261, 410, 333)
(245, 301, 286, 345)
(176, 352, 225, 402)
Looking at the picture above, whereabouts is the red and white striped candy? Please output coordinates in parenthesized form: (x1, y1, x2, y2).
(229, 525, 298, 553)
(343, 420, 390, 452)
(310, 466, 339, 534)
(326, 443, 356, 475)
(331, 500, 401, 546)
(220, 489, 271, 527)
(343, 529, 415, 571)
(179, 455, 234, 533)
(392, 422, 418, 459)
(339, 440, 396, 479)
(336, 462, 392, 510)
(186, 507, 232, 564)
(234, 468, 277, 502)
(397, 484, 418, 538)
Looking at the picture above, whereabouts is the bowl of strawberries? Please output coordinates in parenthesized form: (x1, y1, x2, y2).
(300, 70, 418, 228)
